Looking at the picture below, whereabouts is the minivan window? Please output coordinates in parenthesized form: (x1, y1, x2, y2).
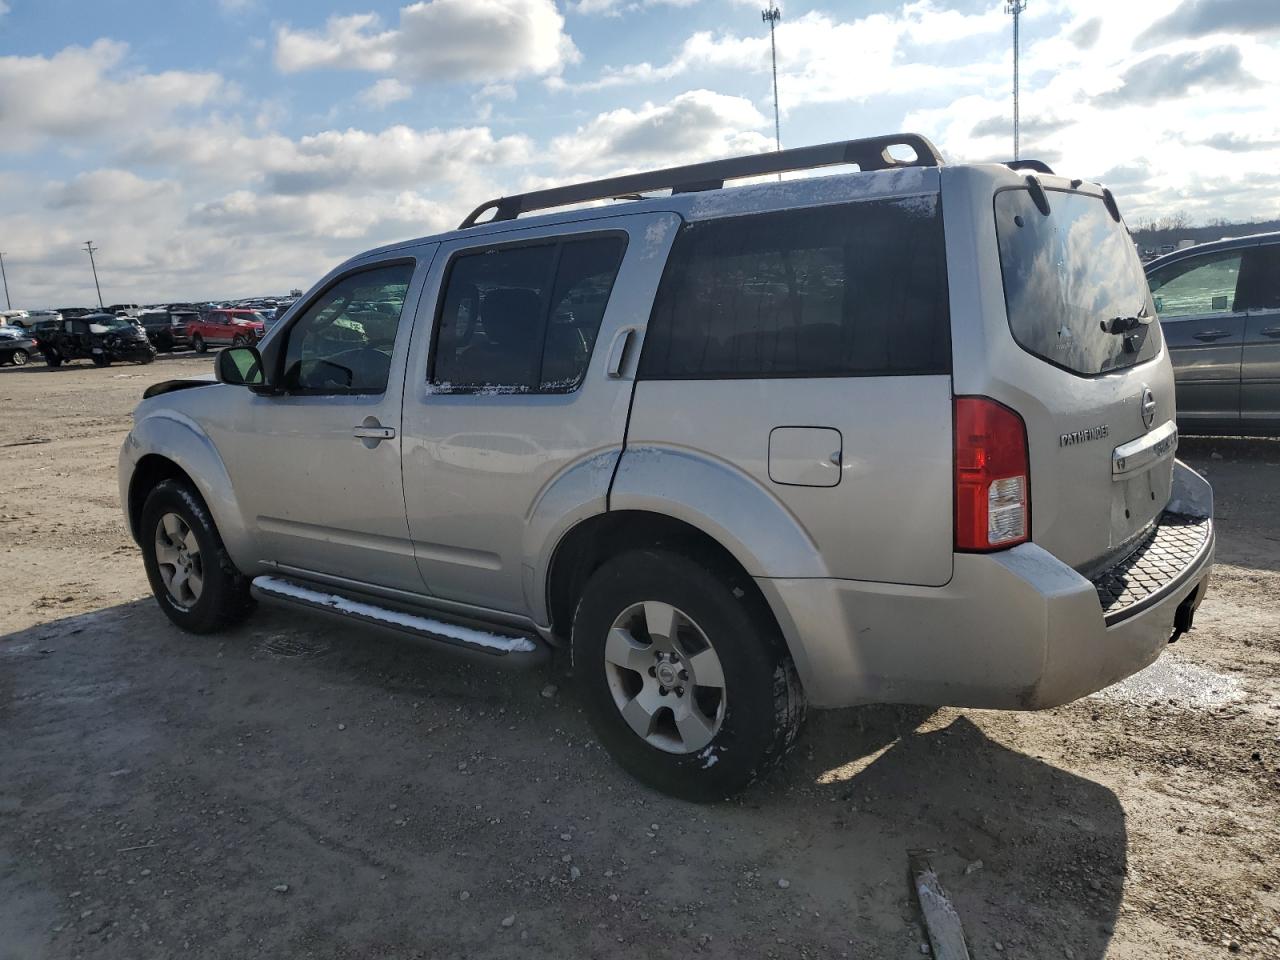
(995, 188, 1160, 376)
(638, 197, 950, 379)
(1147, 251, 1242, 319)
(1235, 243, 1280, 312)
(431, 235, 626, 393)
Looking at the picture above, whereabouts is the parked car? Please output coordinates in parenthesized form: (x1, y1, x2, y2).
(54, 307, 94, 320)
(42, 313, 156, 367)
(186, 309, 268, 353)
(1147, 231, 1280, 435)
(120, 135, 1214, 799)
(0, 326, 38, 366)
(138, 309, 193, 352)
(1, 310, 30, 327)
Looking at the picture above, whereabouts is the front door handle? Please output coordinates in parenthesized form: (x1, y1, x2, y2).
(1193, 330, 1230, 342)
(1260, 326, 1280, 338)
(353, 418, 395, 446)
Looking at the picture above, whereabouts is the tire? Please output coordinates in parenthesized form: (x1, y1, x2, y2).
(44, 351, 62, 368)
(140, 479, 254, 634)
(231, 334, 248, 348)
(91, 354, 110, 367)
(572, 549, 806, 801)
(10, 348, 28, 366)
(138, 350, 156, 365)
(157, 333, 174, 353)
(192, 334, 206, 354)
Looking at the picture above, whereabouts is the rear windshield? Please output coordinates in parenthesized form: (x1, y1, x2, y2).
(994, 188, 1160, 376)
(639, 196, 950, 380)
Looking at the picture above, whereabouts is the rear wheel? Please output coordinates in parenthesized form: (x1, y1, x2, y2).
(140, 479, 254, 633)
(157, 332, 174, 353)
(44, 350, 62, 368)
(10, 348, 29, 366)
(572, 549, 806, 801)
(191, 333, 207, 353)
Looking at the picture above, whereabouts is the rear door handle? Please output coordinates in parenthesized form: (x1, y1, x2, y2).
(606, 327, 636, 378)
(353, 425, 395, 440)
(1192, 330, 1230, 342)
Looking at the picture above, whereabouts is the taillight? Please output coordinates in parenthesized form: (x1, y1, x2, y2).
(954, 396, 1030, 551)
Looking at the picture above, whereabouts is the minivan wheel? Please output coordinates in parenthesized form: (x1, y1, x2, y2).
(140, 479, 254, 634)
(572, 549, 806, 801)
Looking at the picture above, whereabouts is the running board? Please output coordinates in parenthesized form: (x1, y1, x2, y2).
(251, 576, 546, 666)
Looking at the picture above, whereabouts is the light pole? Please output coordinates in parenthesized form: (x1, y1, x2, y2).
(84, 240, 104, 309)
(0, 251, 11, 310)
(762, 5, 782, 155)
(1006, 1, 1027, 161)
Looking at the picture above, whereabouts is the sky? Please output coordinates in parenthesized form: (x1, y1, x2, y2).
(1, 0, 1278, 306)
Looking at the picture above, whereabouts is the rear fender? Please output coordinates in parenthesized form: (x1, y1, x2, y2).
(607, 445, 829, 580)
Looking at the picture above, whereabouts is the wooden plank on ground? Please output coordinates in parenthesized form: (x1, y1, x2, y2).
(909, 851, 972, 960)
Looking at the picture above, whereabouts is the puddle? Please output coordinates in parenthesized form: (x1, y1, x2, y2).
(1091, 652, 1243, 709)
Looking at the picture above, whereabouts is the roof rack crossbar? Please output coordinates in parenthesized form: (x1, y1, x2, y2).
(459, 133, 944, 229)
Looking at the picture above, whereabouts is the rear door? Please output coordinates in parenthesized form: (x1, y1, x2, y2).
(400, 213, 677, 616)
(963, 172, 1178, 572)
(1237, 242, 1280, 430)
(1147, 249, 1247, 431)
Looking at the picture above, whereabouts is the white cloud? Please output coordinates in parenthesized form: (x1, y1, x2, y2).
(275, 0, 579, 84)
(359, 78, 413, 109)
(0, 40, 226, 152)
(571, 0, 699, 15)
(550, 89, 770, 175)
(46, 169, 180, 209)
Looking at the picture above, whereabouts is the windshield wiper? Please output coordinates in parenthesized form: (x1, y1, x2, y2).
(1100, 303, 1152, 335)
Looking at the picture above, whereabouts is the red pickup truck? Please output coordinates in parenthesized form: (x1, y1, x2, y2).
(187, 309, 268, 354)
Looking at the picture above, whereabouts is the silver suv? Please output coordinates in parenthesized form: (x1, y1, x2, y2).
(119, 134, 1215, 800)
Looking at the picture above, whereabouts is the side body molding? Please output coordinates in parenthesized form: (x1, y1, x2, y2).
(607, 445, 830, 580)
(119, 410, 255, 572)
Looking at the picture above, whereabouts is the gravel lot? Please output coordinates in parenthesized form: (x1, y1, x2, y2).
(1, 355, 1278, 959)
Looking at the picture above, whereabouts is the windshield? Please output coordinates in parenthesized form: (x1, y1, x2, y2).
(97, 316, 135, 330)
(994, 188, 1160, 376)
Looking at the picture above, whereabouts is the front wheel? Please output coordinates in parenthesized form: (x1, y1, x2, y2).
(192, 334, 206, 353)
(43, 351, 62, 368)
(91, 353, 110, 367)
(231, 334, 248, 348)
(140, 479, 254, 633)
(572, 549, 806, 801)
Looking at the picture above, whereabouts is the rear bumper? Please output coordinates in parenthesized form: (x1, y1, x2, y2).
(758, 460, 1214, 710)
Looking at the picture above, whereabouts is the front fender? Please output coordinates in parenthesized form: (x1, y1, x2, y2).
(608, 445, 829, 579)
(119, 410, 255, 571)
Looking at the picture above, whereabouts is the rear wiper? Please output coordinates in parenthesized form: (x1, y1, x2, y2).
(1100, 304, 1152, 335)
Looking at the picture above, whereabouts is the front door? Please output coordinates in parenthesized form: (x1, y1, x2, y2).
(400, 213, 679, 617)
(1149, 249, 1246, 431)
(1238, 243, 1280, 430)
(207, 254, 433, 594)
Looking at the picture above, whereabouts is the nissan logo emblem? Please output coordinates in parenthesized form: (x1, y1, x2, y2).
(1140, 385, 1156, 430)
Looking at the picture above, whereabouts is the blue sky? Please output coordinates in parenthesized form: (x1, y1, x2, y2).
(2, 0, 1278, 305)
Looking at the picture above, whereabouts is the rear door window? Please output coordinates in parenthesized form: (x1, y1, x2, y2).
(638, 197, 950, 380)
(1234, 244, 1280, 312)
(995, 189, 1161, 376)
(430, 235, 626, 393)
(1148, 252, 1244, 319)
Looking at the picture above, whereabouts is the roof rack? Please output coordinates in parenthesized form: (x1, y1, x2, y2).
(1004, 159, 1055, 174)
(459, 133, 944, 229)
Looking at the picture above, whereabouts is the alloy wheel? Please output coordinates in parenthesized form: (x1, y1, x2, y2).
(154, 512, 204, 609)
(603, 601, 727, 754)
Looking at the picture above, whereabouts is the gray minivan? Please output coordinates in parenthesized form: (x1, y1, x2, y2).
(1148, 231, 1280, 435)
(120, 134, 1214, 799)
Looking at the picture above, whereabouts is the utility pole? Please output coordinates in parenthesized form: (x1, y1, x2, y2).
(762, 4, 782, 167)
(84, 240, 104, 309)
(0, 251, 10, 311)
(1006, 1, 1027, 161)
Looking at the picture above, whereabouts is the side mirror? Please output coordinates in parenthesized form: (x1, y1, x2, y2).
(216, 346, 266, 387)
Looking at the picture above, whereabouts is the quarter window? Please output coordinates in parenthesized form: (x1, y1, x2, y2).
(1148, 252, 1243, 320)
(281, 261, 414, 394)
(637, 197, 950, 380)
(430, 235, 626, 393)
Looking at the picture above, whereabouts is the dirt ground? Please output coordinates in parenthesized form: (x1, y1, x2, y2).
(1, 354, 1277, 960)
